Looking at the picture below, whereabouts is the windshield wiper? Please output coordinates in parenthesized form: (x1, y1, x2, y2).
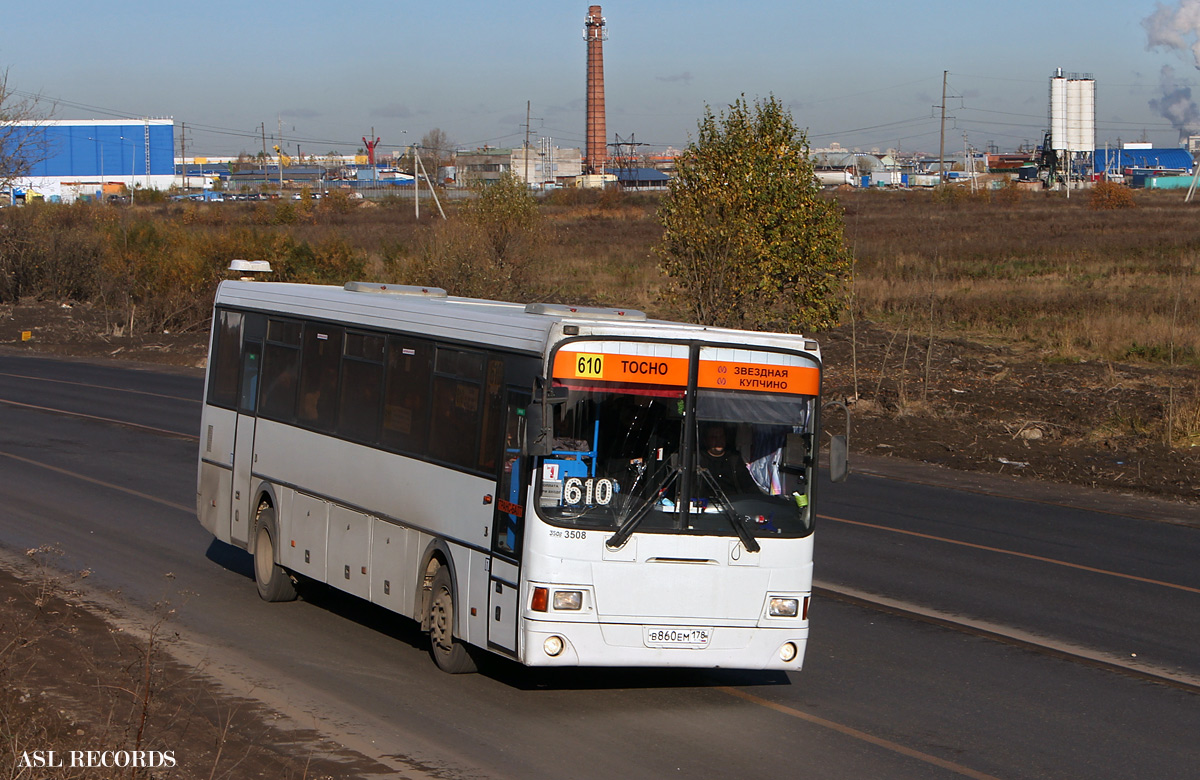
(696, 468, 761, 553)
(606, 466, 681, 550)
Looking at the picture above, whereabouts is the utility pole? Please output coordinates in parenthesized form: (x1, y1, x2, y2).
(413, 144, 419, 220)
(938, 70, 948, 185)
(415, 149, 445, 219)
(144, 118, 151, 192)
(180, 122, 187, 190)
(964, 133, 976, 194)
(525, 100, 532, 185)
(261, 123, 267, 191)
(278, 116, 284, 193)
(519, 101, 542, 187)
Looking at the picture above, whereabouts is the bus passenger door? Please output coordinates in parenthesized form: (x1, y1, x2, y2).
(230, 325, 264, 548)
(488, 390, 530, 655)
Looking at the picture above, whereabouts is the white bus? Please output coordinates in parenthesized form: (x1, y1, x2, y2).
(197, 280, 847, 673)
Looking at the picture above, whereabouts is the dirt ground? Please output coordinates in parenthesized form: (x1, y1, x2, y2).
(0, 552, 398, 779)
(0, 300, 211, 369)
(819, 322, 1199, 505)
(2, 298, 1197, 505)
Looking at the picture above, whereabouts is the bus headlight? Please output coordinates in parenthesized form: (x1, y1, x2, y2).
(769, 597, 799, 617)
(553, 590, 583, 610)
(780, 642, 798, 663)
(544, 635, 565, 657)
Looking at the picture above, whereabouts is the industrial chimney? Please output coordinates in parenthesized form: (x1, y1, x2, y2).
(584, 5, 608, 174)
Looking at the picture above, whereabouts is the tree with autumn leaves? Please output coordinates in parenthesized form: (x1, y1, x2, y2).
(657, 95, 851, 333)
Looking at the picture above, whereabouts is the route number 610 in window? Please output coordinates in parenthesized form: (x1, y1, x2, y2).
(563, 477, 615, 506)
(575, 353, 604, 378)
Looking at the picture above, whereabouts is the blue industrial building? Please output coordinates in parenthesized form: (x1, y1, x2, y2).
(10, 119, 175, 202)
(1092, 146, 1193, 176)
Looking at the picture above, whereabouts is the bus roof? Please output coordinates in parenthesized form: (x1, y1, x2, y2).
(213, 280, 820, 358)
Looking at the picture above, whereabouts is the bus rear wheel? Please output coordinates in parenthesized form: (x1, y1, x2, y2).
(428, 566, 477, 674)
(254, 506, 297, 603)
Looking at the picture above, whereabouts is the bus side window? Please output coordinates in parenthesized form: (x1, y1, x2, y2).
(207, 309, 243, 409)
(339, 331, 385, 443)
(238, 342, 261, 413)
(296, 324, 344, 431)
(429, 348, 485, 470)
(260, 319, 302, 421)
(381, 336, 434, 456)
(477, 358, 505, 473)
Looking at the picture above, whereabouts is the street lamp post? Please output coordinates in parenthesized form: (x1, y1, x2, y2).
(120, 136, 135, 204)
(97, 142, 105, 198)
(89, 137, 111, 202)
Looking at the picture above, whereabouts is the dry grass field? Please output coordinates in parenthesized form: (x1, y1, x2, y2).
(833, 187, 1199, 501)
(842, 187, 1200, 366)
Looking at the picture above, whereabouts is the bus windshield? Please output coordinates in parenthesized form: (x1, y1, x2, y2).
(536, 379, 815, 539)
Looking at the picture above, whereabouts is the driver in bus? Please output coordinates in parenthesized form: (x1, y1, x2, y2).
(698, 424, 758, 495)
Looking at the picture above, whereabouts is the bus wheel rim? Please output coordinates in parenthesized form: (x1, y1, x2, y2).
(431, 588, 453, 652)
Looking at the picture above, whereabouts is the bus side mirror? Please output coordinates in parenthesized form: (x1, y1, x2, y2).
(829, 434, 849, 483)
(821, 399, 850, 483)
(782, 432, 809, 471)
(525, 402, 553, 456)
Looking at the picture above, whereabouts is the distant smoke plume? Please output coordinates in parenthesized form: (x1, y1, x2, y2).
(1150, 66, 1200, 142)
(1143, 2, 1200, 140)
(1144, 1, 1200, 66)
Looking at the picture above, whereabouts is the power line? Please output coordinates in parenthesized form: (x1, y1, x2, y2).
(808, 114, 938, 140)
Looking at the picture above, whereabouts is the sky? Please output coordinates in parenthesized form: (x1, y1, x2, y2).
(5, 1, 1200, 158)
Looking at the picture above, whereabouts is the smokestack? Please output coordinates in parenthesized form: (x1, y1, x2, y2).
(584, 5, 608, 174)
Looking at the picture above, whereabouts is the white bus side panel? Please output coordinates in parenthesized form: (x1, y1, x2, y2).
(328, 505, 371, 600)
(250, 420, 495, 547)
(250, 419, 497, 644)
(229, 413, 257, 547)
(464, 548, 492, 649)
(197, 462, 232, 542)
(197, 405, 237, 543)
(369, 518, 416, 615)
(488, 558, 520, 654)
(280, 491, 329, 581)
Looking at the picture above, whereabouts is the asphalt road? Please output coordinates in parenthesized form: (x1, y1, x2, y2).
(0, 351, 1196, 779)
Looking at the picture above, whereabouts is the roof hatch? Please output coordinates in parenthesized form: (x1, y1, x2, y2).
(525, 302, 646, 321)
(343, 282, 447, 298)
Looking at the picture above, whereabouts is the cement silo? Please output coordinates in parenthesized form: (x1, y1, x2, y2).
(1049, 69, 1095, 185)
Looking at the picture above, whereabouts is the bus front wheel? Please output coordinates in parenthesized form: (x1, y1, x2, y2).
(254, 506, 297, 603)
(428, 566, 477, 674)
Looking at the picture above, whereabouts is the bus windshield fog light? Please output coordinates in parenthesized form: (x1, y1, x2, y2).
(544, 635, 565, 657)
(780, 642, 798, 662)
(769, 597, 799, 617)
(553, 590, 583, 610)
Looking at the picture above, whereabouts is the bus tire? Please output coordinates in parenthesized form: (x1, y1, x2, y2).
(428, 565, 477, 674)
(254, 506, 297, 603)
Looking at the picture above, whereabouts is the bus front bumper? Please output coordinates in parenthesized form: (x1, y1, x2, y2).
(520, 619, 808, 670)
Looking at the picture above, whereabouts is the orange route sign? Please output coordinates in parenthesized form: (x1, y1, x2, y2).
(697, 360, 818, 395)
(553, 351, 689, 386)
(554, 350, 820, 395)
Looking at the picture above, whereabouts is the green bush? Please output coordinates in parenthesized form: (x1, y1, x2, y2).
(657, 95, 851, 331)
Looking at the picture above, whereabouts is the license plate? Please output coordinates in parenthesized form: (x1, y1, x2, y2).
(643, 626, 712, 648)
